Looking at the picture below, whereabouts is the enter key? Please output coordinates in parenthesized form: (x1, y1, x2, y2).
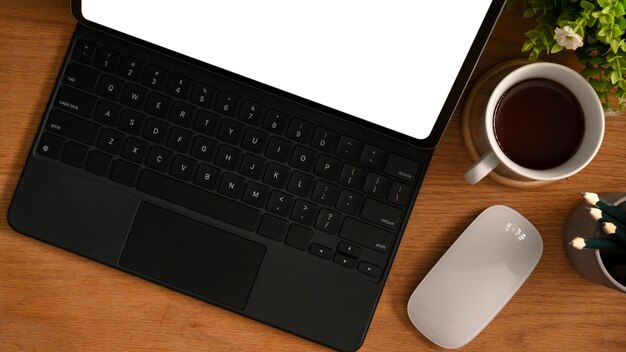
(361, 198, 402, 230)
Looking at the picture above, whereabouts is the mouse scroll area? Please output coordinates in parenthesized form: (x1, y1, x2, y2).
(407, 205, 542, 349)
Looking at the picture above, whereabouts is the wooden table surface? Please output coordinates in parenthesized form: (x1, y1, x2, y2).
(2, 1, 626, 351)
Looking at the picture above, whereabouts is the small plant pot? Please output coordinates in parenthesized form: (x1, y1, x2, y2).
(564, 192, 626, 293)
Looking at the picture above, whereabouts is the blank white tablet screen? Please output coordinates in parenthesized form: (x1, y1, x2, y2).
(82, 0, 493, 140)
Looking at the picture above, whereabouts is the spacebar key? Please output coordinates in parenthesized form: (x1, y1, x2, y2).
(137, 170, 260, 231)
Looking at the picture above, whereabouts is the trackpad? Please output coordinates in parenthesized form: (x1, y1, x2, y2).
(119, 202, 265, 310)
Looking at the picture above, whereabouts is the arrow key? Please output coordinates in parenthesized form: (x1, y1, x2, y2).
(337, 242, 361, 258)
(309, 243, 333, 259)
(334, 253, 357, 268)
(358, 261, 382, 278)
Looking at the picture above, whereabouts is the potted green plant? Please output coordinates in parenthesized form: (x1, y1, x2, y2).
(508, 0, 626, 113)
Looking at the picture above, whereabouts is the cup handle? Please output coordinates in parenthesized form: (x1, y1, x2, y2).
(464, 152, 500, 184)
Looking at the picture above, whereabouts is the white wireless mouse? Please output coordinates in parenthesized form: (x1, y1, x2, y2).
(407, 205, 543, 349)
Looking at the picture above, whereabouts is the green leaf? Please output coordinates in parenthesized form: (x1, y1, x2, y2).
(551, 44, 564, 53)
(611, 38, 620, 53)
(598, 0, 612, 8)
(590, 55, 606, 65)
(610, 70, 621, 84)
(522, 40, 535, 52)
(529, 49, 540, 61)
(523, 7, 536, 17)
(616, 2, 626, 16)
(581, 0, 596, 11)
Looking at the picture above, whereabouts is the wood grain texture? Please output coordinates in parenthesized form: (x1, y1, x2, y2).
(1, 1, 626, 351)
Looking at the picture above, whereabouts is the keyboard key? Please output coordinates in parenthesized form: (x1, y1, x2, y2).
(46, 109, 100, 145)
(262, 109, 289, 134)
(336, 189, 363, 215)
(241, 128, 268, 154)
(63, 63, 99, 91)
(142, 118, 169, 144)
(266, 191, 293, 217)
(167, 127, 193, 153)
(290, 199, 317, 226)
(165, 74, 192, 98)
(238, 100, 264, 125)
(384, 153, 419, 182)
(242, 182, 268, 207)
(118, 56, 144, 81)
(287, 172, 314, 197)
(170, 155, 197, 181)
(335, 136, 361, 161)
(314, 155, 341, 180)
(289, 146, 316, 171)
(97, 75, 124, 100)
(37, 133, 64, 159)
(263, 163, 289, 188)
(145, 93, 171, 118)
(214, 91, 240, 117)
(286, 118, 312, 143)
(239, 154, 265, 179)
(363, 173, 389, 198)
(361, 198, 402, 230)
(193, 164, 221, 190)
(315, 209, 341, 234)
(61, 141, 89, 168)
(333, 253, 357, 268)
(145, 146, 173, 172)
(215, 145, 241, 171)
(311, 181, 339, 207)
(98, 128, 124, 154)
(72, 39, 96, 64)
(169, 101, 195, 127)
(337, 242, 361, 258)
(121, 84, 147, 109)
(265, 137, 292, 162)
(360, 144, 386, 169)
(93, 47, 120, 73)
(218, 173, 246, 198)
(338, 164, 366, 190)
(55, 86, 97, 118)
(118, 110, 144, 135)
(388, 181, 411, 206)
(340, 218, 393, 253)
(141, 64, 168, 90)
(189, 82, 215, 109)
(358, 261, 382, 278)
(190, 136, 217, 162)
(310, 243, 333, 259)
(85, 151, 113, 176)
(285, 225, 312, 250)
(94, 101, 121, 126)
(109, 159, 140, 186)
(311, 127, 337, 153)
(217, 119, 243, 145)
(122, 138, 148, 163)
(258, 214, 287, 241)
(193, 110, 220, 136)
(138, 170, 260, 230)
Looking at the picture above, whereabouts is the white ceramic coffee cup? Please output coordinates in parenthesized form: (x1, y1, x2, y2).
(464, 62, 605, 184)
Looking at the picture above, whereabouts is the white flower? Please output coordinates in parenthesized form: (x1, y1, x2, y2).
(554, 26, 584, 50)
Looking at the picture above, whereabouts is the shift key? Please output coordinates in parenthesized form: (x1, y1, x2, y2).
(340, 218, 393, 253)
(46, 109, 100, 145)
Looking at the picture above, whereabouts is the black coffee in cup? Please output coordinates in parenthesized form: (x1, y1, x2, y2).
(493, 78, 585, 170)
